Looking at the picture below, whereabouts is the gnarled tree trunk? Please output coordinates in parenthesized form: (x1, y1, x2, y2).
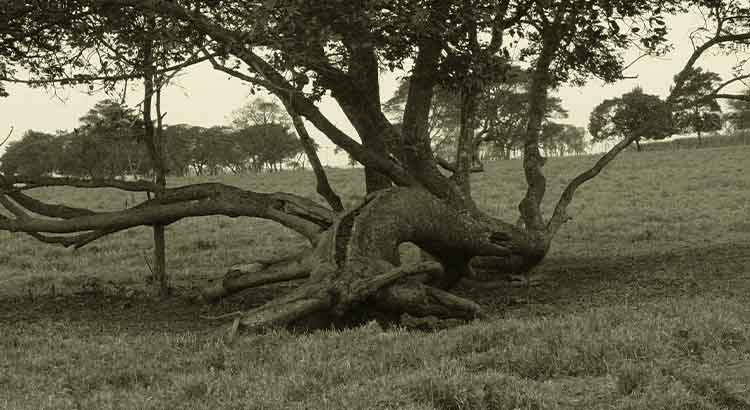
(202, 187, 543, 334)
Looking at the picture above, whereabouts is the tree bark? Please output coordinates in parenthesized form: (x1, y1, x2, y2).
(227, 187, 540, 333)
(519, 34, 556, 236)
(143, 38, 169, 296)
(453, 87, 479, 198)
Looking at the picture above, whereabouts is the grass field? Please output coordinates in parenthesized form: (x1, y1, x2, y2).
(1, 145, 749, 409)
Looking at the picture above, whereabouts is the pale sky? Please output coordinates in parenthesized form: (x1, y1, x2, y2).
(1, 12, 745, 166)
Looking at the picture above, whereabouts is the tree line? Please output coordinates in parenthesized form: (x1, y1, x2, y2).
(1, 99, 305, 178)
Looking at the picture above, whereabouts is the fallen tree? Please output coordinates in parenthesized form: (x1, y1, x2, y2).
(2, 0, 750, 334)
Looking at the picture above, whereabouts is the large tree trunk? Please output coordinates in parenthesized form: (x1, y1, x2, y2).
(208, 187, 542, 334)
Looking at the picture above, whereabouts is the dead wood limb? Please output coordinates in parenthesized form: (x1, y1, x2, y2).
(375, 281, 486, 320)
(239, 296, 333, 332)
(229, 188, 529, 334)
(6, 191, 96, 218)
(202, 250, 313, 302)
(0, 183, 333, 246)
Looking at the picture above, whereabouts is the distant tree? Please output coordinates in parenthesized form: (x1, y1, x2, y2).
(383, 80, 461, 159)
(589, 88, 674, 152)
(0, 130, 63, 177)
(57, 100, 145, 178)
(541, 124, 588, 157)
(232, 98, 290, 128)
(230, 98, 304, 172)
(670, 67, 723, 145)
(161, 124, 197, 176)
(727, 89, 750, 131)
(233, 124, 303, 172)
(385, 66, 571, 162)
(189, 126, 236, 175)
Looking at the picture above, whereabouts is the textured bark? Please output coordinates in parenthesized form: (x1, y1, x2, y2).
(202, 250, 313, 302)
(230, 187, 540, 333)
(143, 49, 170, 296)
(326, 46, 393, 193)
(0, 183, 333, 244)
(519, 35, 556, 235)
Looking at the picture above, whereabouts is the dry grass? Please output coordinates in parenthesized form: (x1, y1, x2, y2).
(1, 145, 750, 409)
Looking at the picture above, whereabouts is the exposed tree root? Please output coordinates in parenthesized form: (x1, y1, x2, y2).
(226, 187, 540, 334)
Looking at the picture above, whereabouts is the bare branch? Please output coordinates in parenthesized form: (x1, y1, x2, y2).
(547, 135, 637, 236)
(0, 126, 13, 149)
(712, 93, 750, 102)
(286, 107, 344, 212)
(0, 194, 96, 246)
(0, 183, 333, 245)
(0, 54, 215, 86)
(6, 191, 96, 218)
(669, 30, 750, 103)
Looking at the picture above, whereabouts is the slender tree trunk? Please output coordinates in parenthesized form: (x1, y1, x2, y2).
(453, 86, 478, 198)
(634, 139, 641, 151)
(143, 36, 169, 296)
(153, 88, 168, 295)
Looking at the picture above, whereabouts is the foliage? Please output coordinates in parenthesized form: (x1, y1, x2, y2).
(0, 97, 305, 178)
(670, 67, 723, 139)
(727, 89, 750, 130)
(232, 98, 290, 128)
(64, 99, 147, 178)
(383, 78, 461, 156)
(541, 123, 588, 157)
(230, 98, 304, 172)
(0, 130, 63, 177)
(384, 66, 577, 161)
(589, 87, 674, 150)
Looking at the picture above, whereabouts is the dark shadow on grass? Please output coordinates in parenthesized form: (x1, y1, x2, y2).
(1, 243, 748, 332)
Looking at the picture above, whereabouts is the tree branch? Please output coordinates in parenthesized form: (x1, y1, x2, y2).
(286, 107, 344, 212)
(0, 183, 333, 245)
(669, 31, 750, 103)
(5, 191, 96, 218)
(547, 134, 637, 236)
(0, 126, 13, 148)
(0, 54, 216, 85)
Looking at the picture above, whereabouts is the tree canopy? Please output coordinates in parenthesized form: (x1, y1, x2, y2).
(589, 87, 674, 151)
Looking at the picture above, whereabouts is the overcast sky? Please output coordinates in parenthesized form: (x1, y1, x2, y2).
(1, 12, 745, 166)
